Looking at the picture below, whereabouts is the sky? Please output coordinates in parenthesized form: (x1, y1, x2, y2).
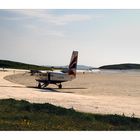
(0, 9, 140, 67)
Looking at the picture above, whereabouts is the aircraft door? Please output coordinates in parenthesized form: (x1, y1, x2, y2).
(48, 72, 51, 81)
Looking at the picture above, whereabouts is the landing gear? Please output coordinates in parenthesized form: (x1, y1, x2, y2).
(38, 82, 41, 89)
(37, 81, 62, 89)
(58, 84, 62, 89)
(37, 82, 49, 89)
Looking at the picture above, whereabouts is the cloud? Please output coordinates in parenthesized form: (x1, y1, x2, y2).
(0, 10, 95, 37)
(1, 10, 93, 25)
(47, 14, 92, 25)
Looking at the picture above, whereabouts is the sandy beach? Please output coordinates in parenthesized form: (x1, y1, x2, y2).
(1, 70, 140, 118)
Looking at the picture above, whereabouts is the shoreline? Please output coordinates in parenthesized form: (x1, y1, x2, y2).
(1, 70, 140, 118)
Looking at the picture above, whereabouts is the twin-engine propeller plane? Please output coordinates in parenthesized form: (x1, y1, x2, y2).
(36, 51, 78, 89)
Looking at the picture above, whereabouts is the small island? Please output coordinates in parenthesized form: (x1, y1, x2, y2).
(99, 63, 140, 70)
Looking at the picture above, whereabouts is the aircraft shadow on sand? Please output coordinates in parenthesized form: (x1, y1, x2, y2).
(0, 85, 26, 88)
(0, 85, 86, 94)
(27, 86, 87, 93)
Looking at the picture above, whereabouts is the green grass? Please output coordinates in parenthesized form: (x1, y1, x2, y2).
(0, 99, 139, 130)
(99, 63, 140, 70)
(0, 60, 53, 70)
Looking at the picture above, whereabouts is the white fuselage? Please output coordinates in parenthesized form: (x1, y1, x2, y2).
(37, 72, 75, 83)
(36, 51, 78, 88)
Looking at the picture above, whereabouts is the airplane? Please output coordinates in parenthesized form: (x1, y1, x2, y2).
(36, 51, 78, 89)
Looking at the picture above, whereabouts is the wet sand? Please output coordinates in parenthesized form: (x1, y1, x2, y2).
(1, 70, 140, 118)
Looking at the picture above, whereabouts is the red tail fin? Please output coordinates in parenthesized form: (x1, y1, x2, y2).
(68, 51, 78, 78)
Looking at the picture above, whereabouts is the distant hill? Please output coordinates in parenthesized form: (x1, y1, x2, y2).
(99, 63, 140, 70)
(52, 65, 94, 70)
(0, 60, 94, 71)
(77, 65, 94, 70)
(0, 60, 52, 70)
(59, 65, 93, 70)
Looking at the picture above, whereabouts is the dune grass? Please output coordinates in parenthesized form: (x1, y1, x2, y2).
(0, 60, 52, 70)
(0, 99, 139, 130)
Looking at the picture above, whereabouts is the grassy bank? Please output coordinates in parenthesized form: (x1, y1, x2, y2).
(99, 63, 140, 70)
(0, 99, 139, 130)
(0, 60, 52, 70)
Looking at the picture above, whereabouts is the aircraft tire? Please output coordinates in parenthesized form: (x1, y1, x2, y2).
(58, 84, 62, 89)
(38, 83, 42, 89)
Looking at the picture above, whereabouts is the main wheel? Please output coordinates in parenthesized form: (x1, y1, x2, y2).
(38, 83, 42, 88)
(58, 84, 62, 89)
